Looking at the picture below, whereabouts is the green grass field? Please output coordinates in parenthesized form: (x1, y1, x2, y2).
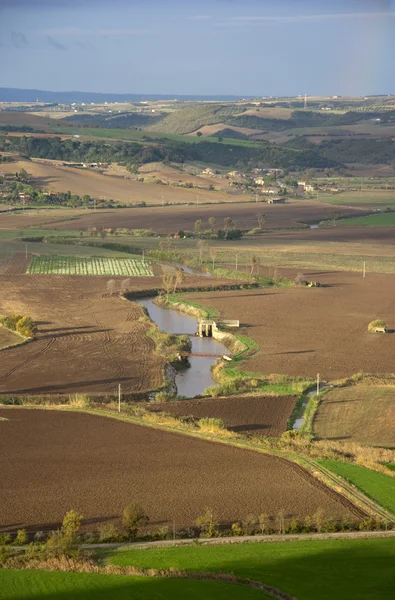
(109, 537, 395, 600)
(319, 460, 395, 515)
(26, 256, 153, 276)
(53, 125, 257, 147)
(338, 213, 395, 226)
(0, 570, 269, 600)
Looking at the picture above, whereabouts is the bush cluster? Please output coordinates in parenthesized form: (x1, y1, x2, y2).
(0, 314, 35, 338)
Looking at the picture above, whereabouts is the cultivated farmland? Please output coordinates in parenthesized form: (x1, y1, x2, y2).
(0, 408, 363, 533)
(26, 255, 153, 276)
(183, 270, 395, 379)
(314, 386, 395, 447)
(151, 395, 298, 437)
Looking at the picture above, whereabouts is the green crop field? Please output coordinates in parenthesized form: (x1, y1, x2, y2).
(0, 569, 269, 600)
(109, 537, 395, 600)
(338, 213, 395, 226)
(26, 256, 153, 276)
(319, 461, 395, 515)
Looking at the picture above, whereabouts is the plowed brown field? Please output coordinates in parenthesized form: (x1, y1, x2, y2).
(0, 408, 363, 533)
(151, 395, 297, 436)
(46, 201, 363, 234)
(185, 270, 395, 379)
(0, 256, 228, 396)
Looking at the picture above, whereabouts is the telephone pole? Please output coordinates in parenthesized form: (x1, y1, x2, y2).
(304, 94, 307, 109)
(118, 384, 121, 413)
(363, 261, 366, 278)
(316, 373, 320, 396)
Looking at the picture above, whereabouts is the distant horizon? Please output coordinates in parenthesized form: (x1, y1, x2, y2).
(1, 86, 393, 101)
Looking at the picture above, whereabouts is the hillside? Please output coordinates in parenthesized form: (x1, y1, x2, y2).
(145, 104, 242, 134)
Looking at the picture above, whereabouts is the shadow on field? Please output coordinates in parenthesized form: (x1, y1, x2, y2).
(5, 376, 133, 395)
(6, 539, 395, 600)
(231, 423, 269, 433)
(271, 349, 316, 355)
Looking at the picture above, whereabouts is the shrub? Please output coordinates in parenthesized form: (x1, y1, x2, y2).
(15, 529, 28, 546)
(122, 503, 149, 537)
(97, 523, 122, 543)
(68, 394, 92, 408)
(195, 507, 219, 538)
(197, 417, 227, 434)
(367, 319, 387, 333)
(231, 522, 243, 536)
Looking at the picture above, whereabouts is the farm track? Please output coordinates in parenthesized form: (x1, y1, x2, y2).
(0, 338, 56, 383)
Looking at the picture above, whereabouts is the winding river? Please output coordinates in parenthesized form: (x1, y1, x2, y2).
(139, 298, 228, 398)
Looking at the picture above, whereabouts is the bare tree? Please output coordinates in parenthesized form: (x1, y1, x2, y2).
(224, 217, 234, 232)
(208, 216, 217, 232)
(256, 212, 266, 229)
(173, 269, 185, 293)
(120, 278, 131, 294)
(209, 247, 217, 270)
(197, 240, 208, 263)
(107, 279, 116, 296)
(277, 509, 285, 535)
(194, 219, 203, 237)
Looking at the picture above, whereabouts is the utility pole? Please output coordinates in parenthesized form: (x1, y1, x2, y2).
(25, 243, 27, 260)
(235, 254, 238, 270)
(316, 373, 320, 396)
(142, 250, 145, 265)
(94, 198, 97, 212)
(161, 195, 164, 207)
(363, 261, 366, 278)
(118, 383, 121, 413)
(173, 519, 176, 541)
(304, 93, 307, 109)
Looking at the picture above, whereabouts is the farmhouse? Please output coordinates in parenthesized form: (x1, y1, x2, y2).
(254, 177, 265, 186)
(268, 197, 285, 204)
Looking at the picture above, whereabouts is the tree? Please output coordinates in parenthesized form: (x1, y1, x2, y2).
(122, 503, 149, 537)
(15, 529, 28, 546)
(258, 513, 268, 535)
(256, 212, 266, 229)
(18, 168, 28, 181)
(197, 239, 207, 263)
(61, 509, 83, 541)
(208, 216, 217, 232)
(193, 219, 203, 237)
(195, 507, 219, 538)
(173, 269, 185, 293)
(196, 131, 203, 137)
(209, 247, 217, 270)
(224, 217, 234, 232)
(162, 272, 175, 300)
(250, 255, 258, 274)
(277, 509, 285, 535)
(107, 279, 116, 296)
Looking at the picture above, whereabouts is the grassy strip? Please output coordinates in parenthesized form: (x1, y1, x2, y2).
(319, 461, 395, 516)
(108, 537, 395, 600)
(0, 569, 269, 600)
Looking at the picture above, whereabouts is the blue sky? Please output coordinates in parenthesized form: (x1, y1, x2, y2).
(0, 0, 394, 96)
